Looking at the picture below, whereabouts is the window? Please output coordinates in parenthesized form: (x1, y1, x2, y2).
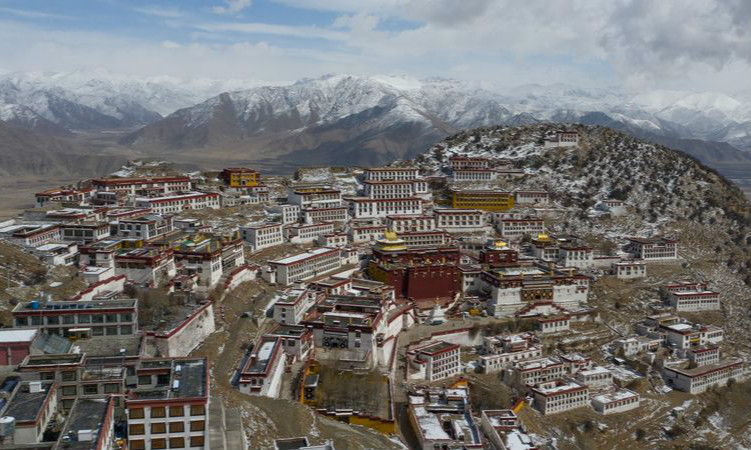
(31, 316, 42, 325)
(169, 437, 186, 449)
(41, 372, 56, 381)
(190, 436, 205, 447)
(138, 375, 151, 385)
(190, 404, 205, 416)
(152, 438, 167, 449)
(62, 386, 77, 396)
(78, 314, 91, 323)
(169, 421, 185, 433)
(130, 440, 145, 450)
(63, 315, 75, 324)
(157, 374, 171, 386)
(104, 383, 119, 393)
(190, 420, 205, 432)
(92, 327, 104, 336)
(121, 325, 133, 335)
(105, 314, 118, 323)
(61, 371, 77, 382)
(151, 407, 166, 418)
(106, 326, 118, 336)
(151, 423, 166, 434)
(121, 313, 133, 322)
(129, 408, 144, 419)
(15, 317, 27, 326)
(83, 384, 98, 395)
(129, 424, 145, 435)
(169, 406, 184, 417)
(47, 316, 59, 325)
(92, 315, 104, 324)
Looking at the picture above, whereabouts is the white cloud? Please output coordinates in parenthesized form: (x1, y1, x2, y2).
(195, 21, 348, 41)
(0, 0, 748, 94)
(213, 0, 253, 15)
(0, 7, 71, 20)
(134, 6, 183, 19)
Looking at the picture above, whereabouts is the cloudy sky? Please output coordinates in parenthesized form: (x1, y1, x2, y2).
(0, 0, 749, 92)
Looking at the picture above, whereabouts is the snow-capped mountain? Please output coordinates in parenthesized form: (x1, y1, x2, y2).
(0, 70, 266, 132)
(1, 71, 748, 170)
(121, 74, 750, 169)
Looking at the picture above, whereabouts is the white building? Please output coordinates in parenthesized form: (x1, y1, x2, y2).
(116, 214, 173, 240)
(271, 204, 302, 225)
(506, 357, 566, 387)
(663, 359, 744, 394)
(497, 219, 545, 239)
(687, 347, 721, 367)
(451, 169, 497, 182)
(348, 224, 386, 243)
(363, 179, 429, 200)
(347, 197, 423, 219)
(125, 357, 209, 450)
(242, 222, 284, 251)
(61, 222, 112, 244)
(663, 323, 724, 350)
(666, 283, 720, 312)
(449, 155, 490, 170)
(273, 288, 322, 325)
(591, 390, 640, 415)
(92, 175, 191, 195)
(287, 187, 342, 209)
(407, 341, 461, 382)
(478, 334, 542, 374)
(238, 337, 287, 398)
(558, 245, 594, 269)
(575, 366, 613, 390)
(531, 380, 589, 415)
(434, 208, 486, 232)
(0, 223, 61, 248)
(286, 222, 336, 244)
(317, 232, 348, 248)
(135, 192, 220, 215)
(33, 242, 78, 266)
(513, 190, 549, 205)
(537, 315, 570, 334)
(302, 207, 348, 224)
(480, 410, 538, 450)
(363, 167, 420, 181)
(269, 248, 342, 286)
(624, 237, 678, 260)
(400, 231, 450, 248)
(385, 215, 436, 233)
(543, 131, 579, 148)
(612, 261, 647, 279)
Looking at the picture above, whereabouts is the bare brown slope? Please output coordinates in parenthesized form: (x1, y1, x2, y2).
(0, 120, 125, 177)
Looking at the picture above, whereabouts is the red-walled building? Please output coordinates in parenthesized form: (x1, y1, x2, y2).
(0, 329, 39, 366)
(367, 235, 462, 308)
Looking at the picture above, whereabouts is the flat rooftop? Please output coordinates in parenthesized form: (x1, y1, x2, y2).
(14, 299, 136, 313)
(132, 359, 207, 400)
(58, 398, 112, 450)
(4, 383, 54, 422)
(0, 329, 38, 343)
(23, 353, 84, 367)
(271, 247, 337, 265)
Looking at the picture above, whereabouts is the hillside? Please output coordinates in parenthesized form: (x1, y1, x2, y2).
(411, 124, 751, 449)
(415, 124, 751, 331)
(0, 121, 125, 178)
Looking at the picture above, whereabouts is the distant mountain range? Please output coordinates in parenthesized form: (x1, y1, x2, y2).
(0, 71, 748, 176)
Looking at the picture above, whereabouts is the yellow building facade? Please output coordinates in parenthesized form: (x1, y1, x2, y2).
(220, 168, 260, 187)
(451, 190, 514, 211)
